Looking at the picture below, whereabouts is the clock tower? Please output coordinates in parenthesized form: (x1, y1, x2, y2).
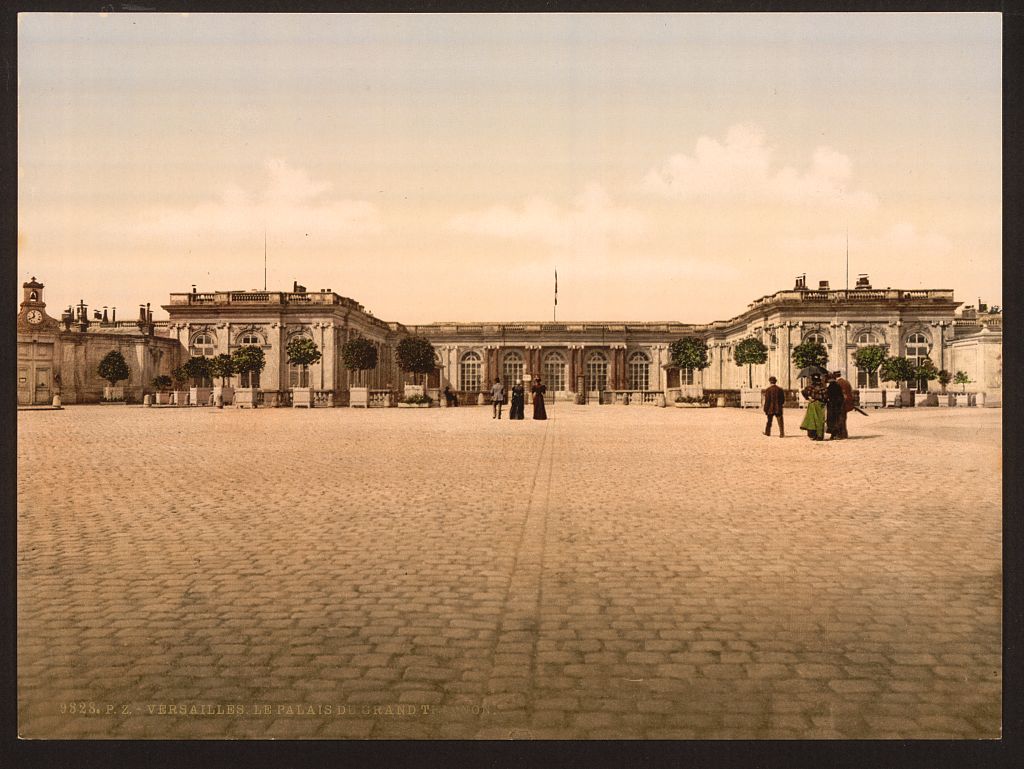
(18, 277, 59, 332)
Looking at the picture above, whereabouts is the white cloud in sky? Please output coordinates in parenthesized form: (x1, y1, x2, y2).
(120, 158, 382, 241)
(641, 124, 878, 211)
(449, 183, 649, 259)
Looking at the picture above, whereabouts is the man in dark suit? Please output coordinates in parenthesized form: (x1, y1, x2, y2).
(762, 376, 786, 437)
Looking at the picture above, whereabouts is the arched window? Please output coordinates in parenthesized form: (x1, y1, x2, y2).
(237, 333, 263, 388)
(460, 351, 482, 392)
(627, 351, 651, 391)
(502, 351, 524, 389)
(803, 332, 826, 346)
(905, 332, 931, 391)
(585, 352, 609, 393)
(190, 332, 215, 357)
(29, 291, 37, 301)
(905, 333, 929, 363)
(856, 331, 882, 388)
(543, 351, 566, 392)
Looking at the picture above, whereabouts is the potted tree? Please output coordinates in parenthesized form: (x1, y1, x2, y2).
(913, 357, 939, 406)
(342, 336, 378, 408)
(734, 336, 768, 408)
(184, 355, 214, 406)
(791, 339, 829, 408)
(211, 353, 235, 406)
(953, 370, 973, 407)
(936, 369, 953, 407)
(852, 344, 887, 408)
(286, 336, 321, 408)
(396, 335, 436, 403)
(151, 374, 173, 405)
(232, 345, 266, 408)
(171, 366, 189, 405)
(668, 337, 709, 404)
(879, 356, 916, 407)
(98, 349, 130, 402)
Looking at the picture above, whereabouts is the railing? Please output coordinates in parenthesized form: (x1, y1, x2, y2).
(231, 292, 270, 302)
(604, 390, 662, 405)
(368, 389, 392, 408)
(256, 390, 266, 406)
(312, 389, 334, 407)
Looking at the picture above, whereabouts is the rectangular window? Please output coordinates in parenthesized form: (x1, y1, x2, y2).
(460, 363, 480, 392)
(857, 369, 879, 388)
(680, 368, 695, 386)
(585, 362, 607, 392)
(543, 362, 565, 392)
(627, 364, 649, 391)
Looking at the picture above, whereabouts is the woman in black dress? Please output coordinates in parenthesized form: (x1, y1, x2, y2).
(509, 382, 525, 420)
(531, 378, 547, 420)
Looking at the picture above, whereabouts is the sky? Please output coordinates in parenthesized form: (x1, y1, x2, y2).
(18, 12, 1001, 324)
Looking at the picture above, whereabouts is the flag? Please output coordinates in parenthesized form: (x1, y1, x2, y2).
(554, 268, 558, 306)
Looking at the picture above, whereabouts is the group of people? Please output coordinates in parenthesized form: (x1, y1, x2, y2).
(761, 371, 855, 441)
(799, 370, 854, 441)
(491, 378, 548, 420)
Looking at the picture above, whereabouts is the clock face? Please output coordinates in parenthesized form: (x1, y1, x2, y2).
(26, 309, 43, 324)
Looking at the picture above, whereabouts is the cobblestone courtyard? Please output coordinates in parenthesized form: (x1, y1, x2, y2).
(17, 404, 1001, 739)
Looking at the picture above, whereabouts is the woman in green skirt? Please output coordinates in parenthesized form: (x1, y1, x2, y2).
(800, 374, 828, 441)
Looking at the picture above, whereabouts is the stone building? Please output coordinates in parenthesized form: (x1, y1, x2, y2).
(18, 273, 1003, 406)
(409, 275, 1002, 405)
(16, 278, 184, 405)
(158, 283, 405, 406)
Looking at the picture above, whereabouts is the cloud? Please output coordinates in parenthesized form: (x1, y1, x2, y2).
(120, 159, 382, 241)
(449, 183, 649, 258)
(641, 124, 878, 211)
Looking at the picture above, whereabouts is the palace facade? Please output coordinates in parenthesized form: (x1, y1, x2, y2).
(17, 273, 1002, 406)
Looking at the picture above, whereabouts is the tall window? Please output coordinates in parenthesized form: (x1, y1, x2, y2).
(905, 333, 930, 390)
(288, 364, 309, 388)
(460, 351, 482, 391)
(680, 368, 695, 386)
(543, 351, 566, 392)
(238, 333, 262, 387)
(502, 351, 524, 389)
(190, 332, 215, 357)
(627, 351, 651, 391)
(585, 352, 608, 392)
(856, 331, 881, 388)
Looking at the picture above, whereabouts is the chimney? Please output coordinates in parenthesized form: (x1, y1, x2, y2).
(818, 280, 830, 291)
(794, 274, 807, 290)
(102, 306, 109, 323)
(855, 274, 871, 289)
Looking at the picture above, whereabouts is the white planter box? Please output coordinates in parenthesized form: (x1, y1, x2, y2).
(397, 402, 431, 408)
(914, 391, 937, 407)
(936, 392, 953, 407)
(103, 385, 125, 401)
(349, 386, 369, 408)
(859, 388, 884, 409)
(172, 389, 189, 406)
(739, 388, 761, 409)
(292, 387, 313, 408)
(403, 383, 425, 398)
(234, 388, 259, 408)
(154, 391, 172, 405)
(213, 385, 234, 406)
(189, 386, 212, 406)
(882, 388, 902, 407)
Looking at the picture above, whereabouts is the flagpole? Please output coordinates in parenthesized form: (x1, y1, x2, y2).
(264, 230, 268, 291)
(553, 267, 558, 322)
